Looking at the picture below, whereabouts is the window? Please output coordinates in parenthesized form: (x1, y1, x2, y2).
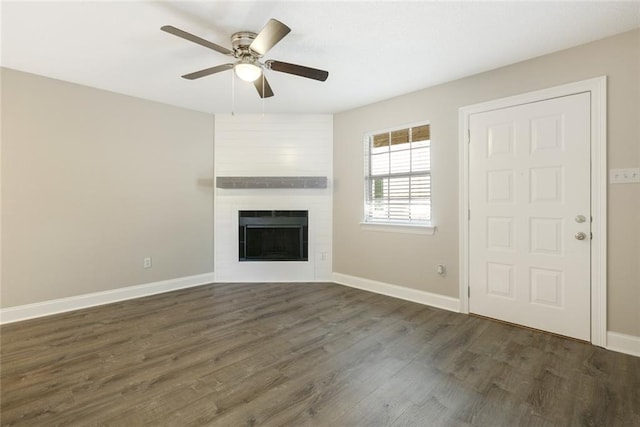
(364, 123, 431, 225)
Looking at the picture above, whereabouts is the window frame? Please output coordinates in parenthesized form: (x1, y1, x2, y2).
(362, 121, 435, 234)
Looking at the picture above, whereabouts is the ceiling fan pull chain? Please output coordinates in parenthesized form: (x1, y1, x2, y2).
(261, 74, 265, 117)
(232, 71, 236, 116)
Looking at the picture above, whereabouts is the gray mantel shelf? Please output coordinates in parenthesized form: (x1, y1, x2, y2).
(216, 176, 328, 189)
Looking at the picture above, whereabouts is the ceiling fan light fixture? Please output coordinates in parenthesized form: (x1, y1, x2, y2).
(235, 60, 262, 82)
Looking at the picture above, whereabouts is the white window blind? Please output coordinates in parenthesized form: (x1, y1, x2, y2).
(364, 123, 431, 224)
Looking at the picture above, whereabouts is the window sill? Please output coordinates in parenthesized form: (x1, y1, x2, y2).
(360, 221, 436, 235)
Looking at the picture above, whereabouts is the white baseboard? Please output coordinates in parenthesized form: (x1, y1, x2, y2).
(332, 272, 459, 313)
(332, 273, 640, 358)
(4, 272, 637, 359)
(607, 331, 640, 357)
(0, 272, 216, 324)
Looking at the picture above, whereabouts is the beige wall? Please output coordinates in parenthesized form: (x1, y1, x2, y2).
(1, 68, 215, 308)
(334, 29, 640, 336)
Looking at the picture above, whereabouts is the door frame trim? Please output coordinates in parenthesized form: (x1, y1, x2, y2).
(458, 77, 607, 346)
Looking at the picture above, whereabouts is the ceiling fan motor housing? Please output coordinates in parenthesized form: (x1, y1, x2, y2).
(231, 31, 258, 57)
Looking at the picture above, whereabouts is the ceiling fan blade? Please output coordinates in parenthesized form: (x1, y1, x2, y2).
(249, 19, 291, 56)
(182, 63, 234, 80)
(161, 25, 233, 56)
(253, 75, 274, 98)
(266, 60, 329, 81)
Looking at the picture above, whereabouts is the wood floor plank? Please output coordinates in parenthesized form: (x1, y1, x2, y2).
(1, 282, 639, 426)
(8, 286, 370, 424)
(158, 293, 420, 425)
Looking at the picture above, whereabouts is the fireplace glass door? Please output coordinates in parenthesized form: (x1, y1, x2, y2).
(239, 211, 308, 261)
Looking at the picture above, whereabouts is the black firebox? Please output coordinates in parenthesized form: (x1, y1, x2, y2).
(239, 210, 308, 261)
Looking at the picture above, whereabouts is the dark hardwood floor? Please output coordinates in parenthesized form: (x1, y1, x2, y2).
(1, 282, 638, 426)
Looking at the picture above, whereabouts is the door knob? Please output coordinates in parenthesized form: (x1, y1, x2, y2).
(574, 232, 587, 240)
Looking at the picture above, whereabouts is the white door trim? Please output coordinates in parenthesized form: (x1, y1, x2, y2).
(458, 77, 607, 346)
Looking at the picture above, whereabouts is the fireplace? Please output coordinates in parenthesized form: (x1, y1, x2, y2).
(239, 210, 308, 261)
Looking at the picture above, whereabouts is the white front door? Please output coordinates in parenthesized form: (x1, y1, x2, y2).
(469, 92, 591, 340)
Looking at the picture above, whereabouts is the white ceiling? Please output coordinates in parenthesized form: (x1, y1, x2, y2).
(2, 1, 639, 114)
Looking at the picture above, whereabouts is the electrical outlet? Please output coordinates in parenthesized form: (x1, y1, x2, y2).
(436, 264, 446, 277)
(143, 257, 152, 269)
(610, 168, 640, 184)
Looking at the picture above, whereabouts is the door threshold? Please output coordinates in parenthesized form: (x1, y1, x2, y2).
(469, 313, 590, 344)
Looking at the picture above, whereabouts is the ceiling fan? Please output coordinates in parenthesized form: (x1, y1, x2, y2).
(161, 19, 329, 98)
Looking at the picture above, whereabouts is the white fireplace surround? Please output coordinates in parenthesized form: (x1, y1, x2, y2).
(213, 114, 333, 283)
